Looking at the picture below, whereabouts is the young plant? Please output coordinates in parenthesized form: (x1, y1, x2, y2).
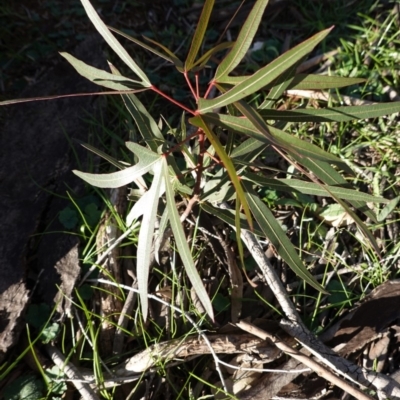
(2, 0, 399, 323)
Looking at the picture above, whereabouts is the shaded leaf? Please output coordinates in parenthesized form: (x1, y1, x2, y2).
(108, 26, 183, 68)
(245, 184, 327, 293)
(192, 42, 234, 70)
(190, 115, 253, 229)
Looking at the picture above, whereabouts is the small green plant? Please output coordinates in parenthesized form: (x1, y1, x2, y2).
(2, 0, 399, 324)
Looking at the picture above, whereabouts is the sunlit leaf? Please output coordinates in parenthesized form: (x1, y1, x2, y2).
(136, 160, 164, 321)
(73, 143, 160, 188)
(215, 0, 270, 80)
(259, 102, 400, 122)
(60, 52, 145, 91)
(162, 159, 214, 319)
(199, 27, 333, 111)
(377, 196, 400, 222)
(79, 0, 151, 85)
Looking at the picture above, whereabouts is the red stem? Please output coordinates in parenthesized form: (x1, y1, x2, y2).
(184, 72, 198, 100)
(150, 85, 196, 115)
(204, 80, 215, 99)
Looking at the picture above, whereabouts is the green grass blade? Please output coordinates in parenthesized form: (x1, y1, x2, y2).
(162, 159, 214, 320)
(215, 0, 269, 80)
(245, 185, 327, 293)
(79, 0, 151, 85)
(243, 173, 388, 203)
(137, 160, 164, 321)
(108, 26, 183, 68)
(190, 115, 253, 230)
(192, 42, 234, 69)
(260, 102, 400, 122)
(185, 0, 215, 71)
(60, 52, 144, 91)
(199, 27, 333, 112)
(73, 143, 160, 188)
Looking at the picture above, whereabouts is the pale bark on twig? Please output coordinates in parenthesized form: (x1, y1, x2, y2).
(237, 321, 374, 400)
(45, 344, 100, 400)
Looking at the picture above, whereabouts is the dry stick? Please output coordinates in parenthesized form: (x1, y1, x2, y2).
(218, 203, 400, 399)
(45, 344, 100, 400)
(236, 321, 374, 400)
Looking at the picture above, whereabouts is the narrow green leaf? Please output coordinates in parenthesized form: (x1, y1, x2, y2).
(79, 0, 151, 85)
(79, 142, 127, 170)
(162, 159, 214, 320)
(218, 74, 366, 90)
(141, 36, 185, 70)
(108, 26, 183, 68)
(378, 196, 400, 222)
(185, 0, 215, 71)
(120, 93, 165, 151)
(192, 42, 234, 70)
(190, 115, 253, 230)
(292, 156, 378, 223)
(199, 27, 333, 112)
(201, 203, 264, 236)
(137, 160, 164, 321)
(60, 52, 144, 91)
(243, 173, 389, 203)
(73, 143, 160, 188)
(231, 138, 269, 159)
(215, 0, 269, 80)
(201, 111, 350, 171)
(260, 102, 400, 122)
(289, 74, 366, 90)
(245, 185, 327, 293)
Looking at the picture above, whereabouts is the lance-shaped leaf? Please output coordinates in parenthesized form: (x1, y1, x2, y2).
(162, 158, 214, 320)
(202, 106, 350, 172)
(219, 74, 366, 90)
(73, 142, 160, 188)
(108, 27, 183, 69)
(292, 155, 378, 223)
(259, 62, 299, 109)
(190, 115, 253, 230)
(185, 0, 215, 71)
(198, 27, 333, 112)
(243, 173, 389, 203)
(78, 142, 127, 170)
(60, 52, 145, 91)
(137, 159, 164, 321)
(200, 203, 265, 237)
(259, 101, 400, 122)
(192, 42, 234, 70)
(215, 0, 270, 80)
(245, 185, 327, 293)
(79, 0, 151, 85)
